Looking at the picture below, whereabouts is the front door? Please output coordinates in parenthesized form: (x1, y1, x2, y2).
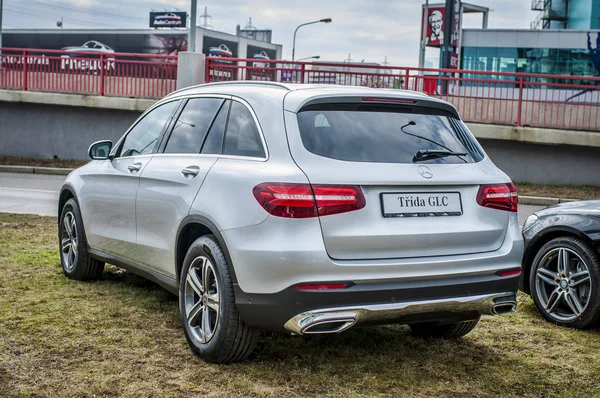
(80, 100, 180, 263)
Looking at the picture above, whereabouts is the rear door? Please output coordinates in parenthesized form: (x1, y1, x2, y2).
(283, 98, 511, 260)
(135, 97, 228, 277)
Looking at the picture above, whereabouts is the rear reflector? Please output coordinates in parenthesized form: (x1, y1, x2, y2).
(253, 183, 366, 218)
(497, 269, 522, 277)
(296, 283, 349, 290)
(476, 183, 518, 212)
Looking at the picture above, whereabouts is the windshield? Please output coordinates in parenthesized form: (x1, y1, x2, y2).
(296, 104, 484, 164)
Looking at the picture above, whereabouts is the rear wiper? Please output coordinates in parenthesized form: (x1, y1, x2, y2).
(413, 149, 467, 163)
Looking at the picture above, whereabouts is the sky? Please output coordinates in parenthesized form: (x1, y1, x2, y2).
(2, 0, 536, 66)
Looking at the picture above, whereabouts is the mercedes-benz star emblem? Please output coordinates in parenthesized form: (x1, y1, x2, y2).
(418, 165, 433, 179)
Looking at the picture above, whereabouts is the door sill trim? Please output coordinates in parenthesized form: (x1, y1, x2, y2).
(89, 248, 179, 295)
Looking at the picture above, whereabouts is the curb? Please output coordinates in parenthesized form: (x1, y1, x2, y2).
(0, 165, 73, 176)
(519, 195, 579, 206)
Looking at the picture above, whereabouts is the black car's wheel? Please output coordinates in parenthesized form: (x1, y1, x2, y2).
(409, 317, 480, 339)
(179, 235, 258, 363)
(529, 236, 600, 329)
(59, 198, 105, 280)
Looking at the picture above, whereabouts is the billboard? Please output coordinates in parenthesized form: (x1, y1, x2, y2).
(3, 32, 187, 56)
(247, 44, 277, 80)
(202, 36, 238, 59)
(149, 12, 187, 28)
(2, 32, 186, 75)
(202, 36, 238, 80)
(421, 1, 460, 48)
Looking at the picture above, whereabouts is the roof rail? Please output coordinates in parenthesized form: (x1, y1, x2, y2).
(166, 81, 292, 97)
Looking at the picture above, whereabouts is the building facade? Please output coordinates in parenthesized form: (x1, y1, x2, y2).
(531, 0, 600, 30)
(461, 29, 600, 81)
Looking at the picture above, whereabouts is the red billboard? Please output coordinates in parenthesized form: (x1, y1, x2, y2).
(421, 2, 460, 48)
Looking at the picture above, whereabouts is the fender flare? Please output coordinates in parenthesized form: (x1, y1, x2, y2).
(175, 214, 239, 286)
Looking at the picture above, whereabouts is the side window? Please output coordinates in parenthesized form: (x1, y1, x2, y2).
(164, 98, 223, 154)
(119, 101, 178, 157)
(223, 101, 265, 158)
(201, 100, 230, 154)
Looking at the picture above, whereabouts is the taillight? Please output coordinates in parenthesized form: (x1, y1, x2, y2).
(476, 183, 518, 212)
(252, 183, 366, 218)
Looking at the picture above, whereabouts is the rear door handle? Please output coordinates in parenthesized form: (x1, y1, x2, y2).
(127, 162, 142, 173)
(182, 165, 200, 178)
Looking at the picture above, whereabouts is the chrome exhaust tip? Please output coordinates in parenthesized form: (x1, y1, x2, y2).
(492, 302, 516, 315)
(302, 319, 356, 334)
(285, 311, 358, 335)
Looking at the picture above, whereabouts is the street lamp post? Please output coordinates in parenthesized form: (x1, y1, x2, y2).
(296, 55, 320, 61)
(292, 18, 331, 62)
(190, 0, 197, 52)
(0, 0, 3, 50)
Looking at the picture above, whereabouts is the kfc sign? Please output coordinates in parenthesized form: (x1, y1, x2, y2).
(449, 52, 459, 69)
(421, 2, 460, 48)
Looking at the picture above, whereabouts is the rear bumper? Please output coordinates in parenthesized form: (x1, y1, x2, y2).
(235, 274, 520, 333)
(222, 213, 524, 295)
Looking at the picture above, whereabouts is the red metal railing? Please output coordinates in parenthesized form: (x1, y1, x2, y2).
(206, 57, 600, 132)
(0, 47, 178, 99)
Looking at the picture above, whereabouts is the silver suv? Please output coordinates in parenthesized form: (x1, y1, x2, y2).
(58, 82, 523, 363)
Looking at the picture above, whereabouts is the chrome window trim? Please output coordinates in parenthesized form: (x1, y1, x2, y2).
(150, 153, 220, 159)
(218, 154, 268, 162)
(111, 154, 155, 161)
(164, 93, 231, 102)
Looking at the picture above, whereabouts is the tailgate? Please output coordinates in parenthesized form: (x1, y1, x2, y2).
(282, 97, 512, 260)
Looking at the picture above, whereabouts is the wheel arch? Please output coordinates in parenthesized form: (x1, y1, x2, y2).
(58, 184, 77, 222)
(522, 225, 598, 294)
(175, 215, 239, 286)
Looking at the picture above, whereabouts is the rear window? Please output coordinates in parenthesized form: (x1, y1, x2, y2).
(296, 104, 483, 164)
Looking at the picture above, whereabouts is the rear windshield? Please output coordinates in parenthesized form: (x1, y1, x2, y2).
(296, 104, 483, 164)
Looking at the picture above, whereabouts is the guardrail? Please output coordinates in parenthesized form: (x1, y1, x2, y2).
(206, 57, 600, 132)
(0, 47, 177, 99)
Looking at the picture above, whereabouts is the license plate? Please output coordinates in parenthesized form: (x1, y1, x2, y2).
(381, 192, 463, 217)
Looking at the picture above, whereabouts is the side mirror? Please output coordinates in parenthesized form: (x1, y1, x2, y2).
(88, 140, 113, 160)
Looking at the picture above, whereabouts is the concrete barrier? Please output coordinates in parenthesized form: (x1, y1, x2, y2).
(0, 100, 142, 160)
(467, 123, 600, 148)
(1, 90, 599, 185)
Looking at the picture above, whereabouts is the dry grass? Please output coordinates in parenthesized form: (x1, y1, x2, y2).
(0, 156, 88, 169)
(1, 214, 600, 397)
(516, 182, 600, 201)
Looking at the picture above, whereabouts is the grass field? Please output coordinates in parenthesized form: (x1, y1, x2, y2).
(1, 213, 600, 397)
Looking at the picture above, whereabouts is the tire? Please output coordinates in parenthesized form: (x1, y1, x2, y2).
(410, 317, 480, 339)
(529, 236, 600, 329)
(58, 198, 105, 281)
(179, 235, 258, 363)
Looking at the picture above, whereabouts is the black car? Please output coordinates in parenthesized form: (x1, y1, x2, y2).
(521, 200, 600, 328)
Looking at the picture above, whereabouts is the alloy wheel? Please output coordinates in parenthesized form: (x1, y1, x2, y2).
(184, 256, 220, 344)
(535, 247, 592, 322)
(61, 211, 78, 271)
